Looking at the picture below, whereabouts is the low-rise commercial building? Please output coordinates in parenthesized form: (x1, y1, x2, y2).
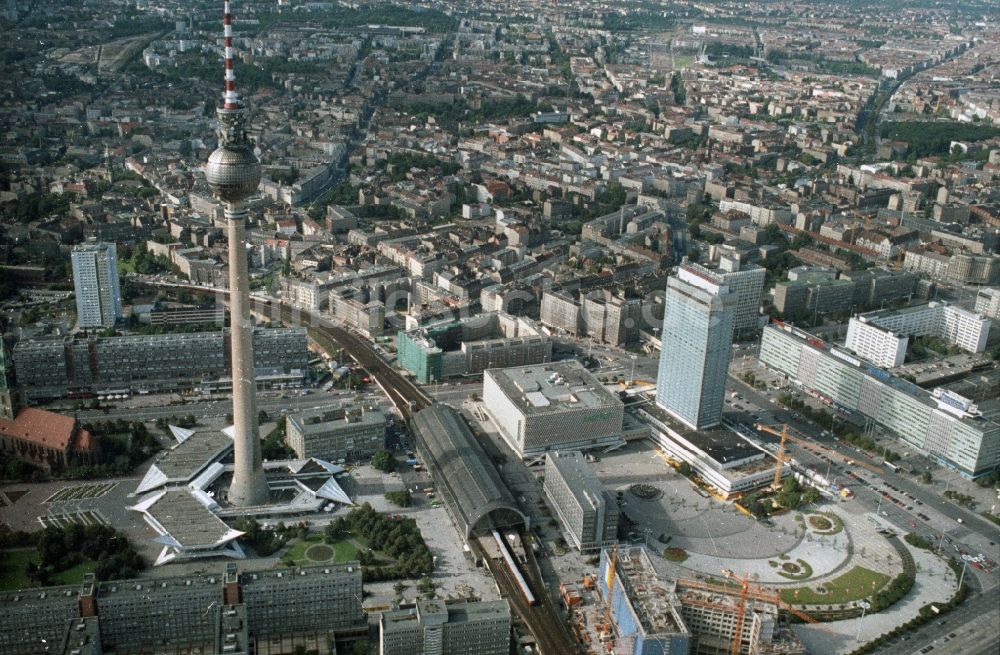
(543, 451, 618, 552)
(482, 360, 624, 458)
(637, 404, 778, 497)
(285, 402, 386, 462)
(761, 322, 1000, 478)
(379, 599, 511, 655)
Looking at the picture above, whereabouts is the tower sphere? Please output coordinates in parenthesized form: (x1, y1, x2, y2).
(205, 140, 261, 204)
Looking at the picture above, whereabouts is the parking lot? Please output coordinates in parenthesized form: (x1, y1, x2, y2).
(38, 510, 109, 529)
(44, 482, 120, 504)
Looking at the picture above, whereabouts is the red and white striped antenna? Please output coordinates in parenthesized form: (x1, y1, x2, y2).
(223, 0, 239, 110)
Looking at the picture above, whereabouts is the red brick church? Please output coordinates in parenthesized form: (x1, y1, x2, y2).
(0, 408, 96, 471)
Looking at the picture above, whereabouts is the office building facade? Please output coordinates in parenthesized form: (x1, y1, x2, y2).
(760, 322, 1000, 478)
(379, 599, 511, 655)
(656, 263, 736, 430)
(397, 313, 551, 384)
(543, 451, 618, 551)
(72, 241, 122, 328)
(708, 256, 765, 334)
(975, 287, 1000, 320)
(285, 402, 386, 462)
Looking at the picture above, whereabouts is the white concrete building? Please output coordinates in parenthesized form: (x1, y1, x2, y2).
(846, 302, 991, 368)
(975, 287, 1000, 320)
(482, 360, 624, 458)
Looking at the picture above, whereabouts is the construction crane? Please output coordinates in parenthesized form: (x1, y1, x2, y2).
(753, 422, 886, 482)
(720, 569, 834, 655)
(681, 575, 834, 628)
(722, 569, 751, 655)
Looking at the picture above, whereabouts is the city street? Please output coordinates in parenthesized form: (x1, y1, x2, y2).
(724, 361, 1000, 592)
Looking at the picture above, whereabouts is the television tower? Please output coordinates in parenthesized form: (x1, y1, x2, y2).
(204, 0, 269, 507)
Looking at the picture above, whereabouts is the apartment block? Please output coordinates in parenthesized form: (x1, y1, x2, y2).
(761, 322, 1000, 478)
(975, 287, 1000, 320)
(12, 328, 308, 399)
(846, 302, 991, 368)
(71, 240, 122, 328)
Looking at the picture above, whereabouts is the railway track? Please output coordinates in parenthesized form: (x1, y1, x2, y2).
(274, 304, 431, 419)
(477, 537, 578, 655)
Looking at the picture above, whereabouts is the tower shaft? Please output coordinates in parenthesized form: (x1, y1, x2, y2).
(225, 203, 269, 507)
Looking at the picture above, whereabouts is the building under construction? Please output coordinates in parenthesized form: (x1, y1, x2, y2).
(598, 547, 805, 655)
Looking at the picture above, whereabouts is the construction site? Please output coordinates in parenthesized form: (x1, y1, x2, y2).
(567, 545, 810, 655)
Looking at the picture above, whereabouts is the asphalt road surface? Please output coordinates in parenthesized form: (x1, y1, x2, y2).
(871, 587, 1000, 655)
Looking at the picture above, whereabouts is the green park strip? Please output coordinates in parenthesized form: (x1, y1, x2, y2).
(779, 566, 890, 606)
(0, 549, 95, 591)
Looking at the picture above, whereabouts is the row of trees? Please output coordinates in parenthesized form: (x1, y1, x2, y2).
(325, 503, 433, 582)
(234, 518, 303, 557)
(31, 524, 145, 584)
(743, 478, 822, 517)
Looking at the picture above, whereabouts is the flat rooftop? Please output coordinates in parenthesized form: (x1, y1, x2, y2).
(141, 488, 239, 548)
(859, 300, 985, 325)
(639, 403, 761, 465)
(546, 451, 607, 507)
(286, 402, 384, 434)
(487, 360, 621, 414)
(381, 599, 510, 632)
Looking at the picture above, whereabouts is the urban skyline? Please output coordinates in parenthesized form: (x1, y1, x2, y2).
(1, 1, 999, 654)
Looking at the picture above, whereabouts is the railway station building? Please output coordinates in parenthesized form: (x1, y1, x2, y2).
(410, 405, 528, 538)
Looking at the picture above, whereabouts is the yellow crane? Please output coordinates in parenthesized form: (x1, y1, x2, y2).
(753, 422, 886, 481)
(722, 569, 751, 655)
(719, 569, 833, 655)
(748, 423, 795, 490)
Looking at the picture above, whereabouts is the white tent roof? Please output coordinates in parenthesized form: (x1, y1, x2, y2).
(315, 477, 352, 505)
(169, 425, 195, 444)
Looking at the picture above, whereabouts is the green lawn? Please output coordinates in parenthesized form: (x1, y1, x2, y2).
(284, 535, 365, 566)
(0, 549, 95, 590)
(780, 566, 890, 605)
